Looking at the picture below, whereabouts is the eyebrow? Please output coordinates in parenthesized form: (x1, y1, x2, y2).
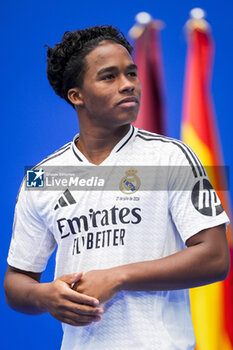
(97, 64, 138, 76)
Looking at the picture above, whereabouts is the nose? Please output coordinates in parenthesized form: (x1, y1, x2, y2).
(118, 75, 135, 93)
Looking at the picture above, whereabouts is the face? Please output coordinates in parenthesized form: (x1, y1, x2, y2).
(70, 41, 141, 128)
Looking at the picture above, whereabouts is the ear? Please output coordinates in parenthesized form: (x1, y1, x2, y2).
(67, 88, 84, 107)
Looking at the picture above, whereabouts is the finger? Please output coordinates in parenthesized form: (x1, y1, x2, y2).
(72, 272, 83, 284)
(68, 289, 100, 307)
(72, 304, 104, 316)
(60, 312, 101, 326)
(60, 300, 104, 316)
(59, 272, 83, 286)
(62, 318, 93, 327)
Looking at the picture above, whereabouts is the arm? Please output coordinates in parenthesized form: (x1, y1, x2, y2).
(73, 224, 230, 303)
(4, 266, 104, 326)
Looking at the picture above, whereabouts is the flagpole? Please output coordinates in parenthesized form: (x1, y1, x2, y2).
(129, 11, 164, 39)
(129, 12, 166, 135)
(185, 8, 209, 30)
(181, 9, 233, 349)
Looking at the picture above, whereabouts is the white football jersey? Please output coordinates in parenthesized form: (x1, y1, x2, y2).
(8, 126, 229, 350)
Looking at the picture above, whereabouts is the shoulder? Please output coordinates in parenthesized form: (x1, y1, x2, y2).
(16, 139, 74, 203)
(134, 128, 203, 168)
(33, 140, 73, 168)
(135, 128, 191, 153)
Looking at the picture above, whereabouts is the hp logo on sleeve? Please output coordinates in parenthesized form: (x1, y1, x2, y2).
(191, 178, 224, 216)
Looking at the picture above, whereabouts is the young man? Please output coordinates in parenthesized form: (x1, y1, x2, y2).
(4, 25, 230, 349)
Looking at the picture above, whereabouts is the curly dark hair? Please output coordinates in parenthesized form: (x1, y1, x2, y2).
(46, 25, 133, 108)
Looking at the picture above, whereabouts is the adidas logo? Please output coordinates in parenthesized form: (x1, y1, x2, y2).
(54, 189, 76, 210)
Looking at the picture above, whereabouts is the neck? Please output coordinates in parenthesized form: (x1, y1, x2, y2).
(76, 124, 131, 165)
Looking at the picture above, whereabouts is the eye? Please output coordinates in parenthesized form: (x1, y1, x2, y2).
(102, 74, 115, 80)
(128, 71, 137, 77)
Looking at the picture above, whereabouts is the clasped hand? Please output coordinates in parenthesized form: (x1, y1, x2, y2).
(73, 268, 119, 305)
(43, 269, 119, 327)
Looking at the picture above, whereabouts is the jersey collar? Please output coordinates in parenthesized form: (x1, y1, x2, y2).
(72, 125, 136, 164)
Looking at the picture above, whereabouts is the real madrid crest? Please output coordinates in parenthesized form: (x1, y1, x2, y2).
(119, 169, 140, 194)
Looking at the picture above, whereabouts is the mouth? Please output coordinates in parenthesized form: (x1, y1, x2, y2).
(116, 97, 139, 107)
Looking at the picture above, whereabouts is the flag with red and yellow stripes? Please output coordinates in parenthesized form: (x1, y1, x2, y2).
(181, 16, 233, 350)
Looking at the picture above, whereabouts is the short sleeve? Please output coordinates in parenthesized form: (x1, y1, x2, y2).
(168, 143, 230, 244)
(7, 180, 57, 272)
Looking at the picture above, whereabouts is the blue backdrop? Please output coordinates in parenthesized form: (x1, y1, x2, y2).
(1, 0, 232, 348)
